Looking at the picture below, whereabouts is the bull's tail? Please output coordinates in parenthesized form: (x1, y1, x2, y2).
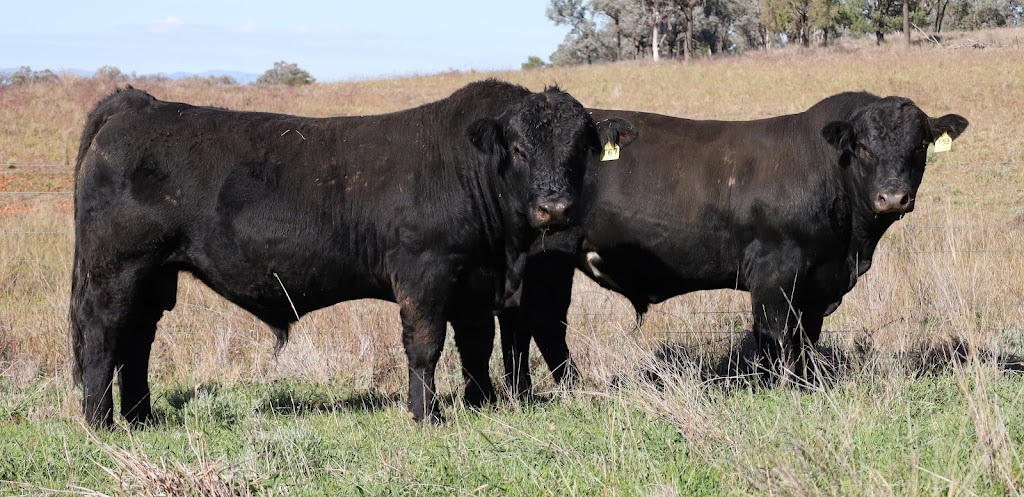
(630, 299, 648, 330)
(70, 86, 155, 385)
(69, 243, 86, 385)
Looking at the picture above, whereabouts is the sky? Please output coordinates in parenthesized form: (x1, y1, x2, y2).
(0, 0, 571, 82)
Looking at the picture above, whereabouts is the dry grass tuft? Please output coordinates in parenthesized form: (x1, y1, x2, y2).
(82, 426, 263, 497)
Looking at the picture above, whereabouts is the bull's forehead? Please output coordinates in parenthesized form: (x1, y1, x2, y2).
(856, 97, 931, 149)
(509, 90, 591, 151)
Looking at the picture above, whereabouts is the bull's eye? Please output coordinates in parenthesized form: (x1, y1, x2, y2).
(511, 145, 526, 159)
(858, 146, 875, 162)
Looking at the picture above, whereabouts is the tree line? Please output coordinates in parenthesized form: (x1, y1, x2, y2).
(1, 61, 314, 87)
(544, 0, 1023, 64)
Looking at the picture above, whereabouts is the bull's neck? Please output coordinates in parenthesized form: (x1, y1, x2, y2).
(460, 160, 534, 305)
(461, 164, 520, 247)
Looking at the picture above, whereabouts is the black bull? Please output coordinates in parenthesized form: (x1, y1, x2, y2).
(496, 92, 969, 390)
(69, 80, 634, 427)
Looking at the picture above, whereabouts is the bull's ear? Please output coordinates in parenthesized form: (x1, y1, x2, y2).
(929, 114, 969, 141)
(594, 118, 639, 151)
(822, 121, 855, 151)
(467, 118, 507, 154)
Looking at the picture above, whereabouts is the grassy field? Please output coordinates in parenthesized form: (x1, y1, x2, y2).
(2, 32, 1024, 495)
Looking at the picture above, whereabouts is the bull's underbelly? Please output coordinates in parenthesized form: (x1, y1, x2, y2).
(186, 254, 392, 321)
(581, 247, 741, 304)
(581, 243, 857, 308)
(173, 228, 503, 325)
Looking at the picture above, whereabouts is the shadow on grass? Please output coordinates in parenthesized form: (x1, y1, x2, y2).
(258, 389, 403, 416)
(258, 387, 559, 418)
(139, 380, 558, 428)
(147, 382, 404, 427)
(632, 330, 1024, 394)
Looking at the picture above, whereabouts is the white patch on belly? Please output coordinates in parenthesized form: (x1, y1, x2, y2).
(584, 251, 621, 290)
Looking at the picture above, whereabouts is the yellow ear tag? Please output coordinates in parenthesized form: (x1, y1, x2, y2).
(933, 132, 952, 153)
(600, 142, 620, 161)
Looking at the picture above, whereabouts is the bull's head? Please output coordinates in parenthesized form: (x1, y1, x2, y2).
(822, 97, 968, 216)
(467, 87, 634, 230)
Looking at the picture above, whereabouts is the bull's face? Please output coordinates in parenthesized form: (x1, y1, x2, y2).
(822, 97, 968, 216)
(467, 88, 594, 230)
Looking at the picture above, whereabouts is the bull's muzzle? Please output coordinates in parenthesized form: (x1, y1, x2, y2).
(531, 199, 572, 229)
(873, 190, 915, 214)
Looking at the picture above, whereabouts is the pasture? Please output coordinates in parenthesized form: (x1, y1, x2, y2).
(2, 37, 1024, 495)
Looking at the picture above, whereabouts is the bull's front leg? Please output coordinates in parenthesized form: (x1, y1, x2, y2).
(750, 297, 825, 383)
(498, 250, 578, 398)
(792, 312, 824, 380)
(750, 296, 796, 380)
(396, 288, 448, 424)
(745, 243, 808, 383)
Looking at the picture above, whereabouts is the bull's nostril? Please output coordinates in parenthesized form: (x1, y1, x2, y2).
(533, 199, 571, 227)
(873, 191, 914, 214)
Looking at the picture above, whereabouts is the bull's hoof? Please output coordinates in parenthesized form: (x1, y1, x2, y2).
(407, 409, 444, 425)
(87, 418, 116, 430)
(122, 399, 155, 427)
(123, 410, 157, 429)
(464, 384, 497, 408)
(552, 362, 580, 387)
(84, 405, 116, 430)
(503, 374, 533, 400)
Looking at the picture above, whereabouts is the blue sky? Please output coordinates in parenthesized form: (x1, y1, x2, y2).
(1, 1, 570, 82)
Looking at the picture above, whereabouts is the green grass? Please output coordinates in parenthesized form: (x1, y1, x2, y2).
(3, 370, 1023, 495)
(0, 379, 719, 496)
(703, 373, 1024, 494)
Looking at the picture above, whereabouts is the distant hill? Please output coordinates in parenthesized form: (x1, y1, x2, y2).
(1, 67, 260, 84)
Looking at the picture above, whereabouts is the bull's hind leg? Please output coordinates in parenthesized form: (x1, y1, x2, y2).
(117, 270, 178, 425)
(451, 311, 497, 407)
(73, 272, 118, 427)
(72, 259, 168, 428)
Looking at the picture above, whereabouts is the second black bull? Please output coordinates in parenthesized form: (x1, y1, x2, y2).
(493, 91, 969, 389)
